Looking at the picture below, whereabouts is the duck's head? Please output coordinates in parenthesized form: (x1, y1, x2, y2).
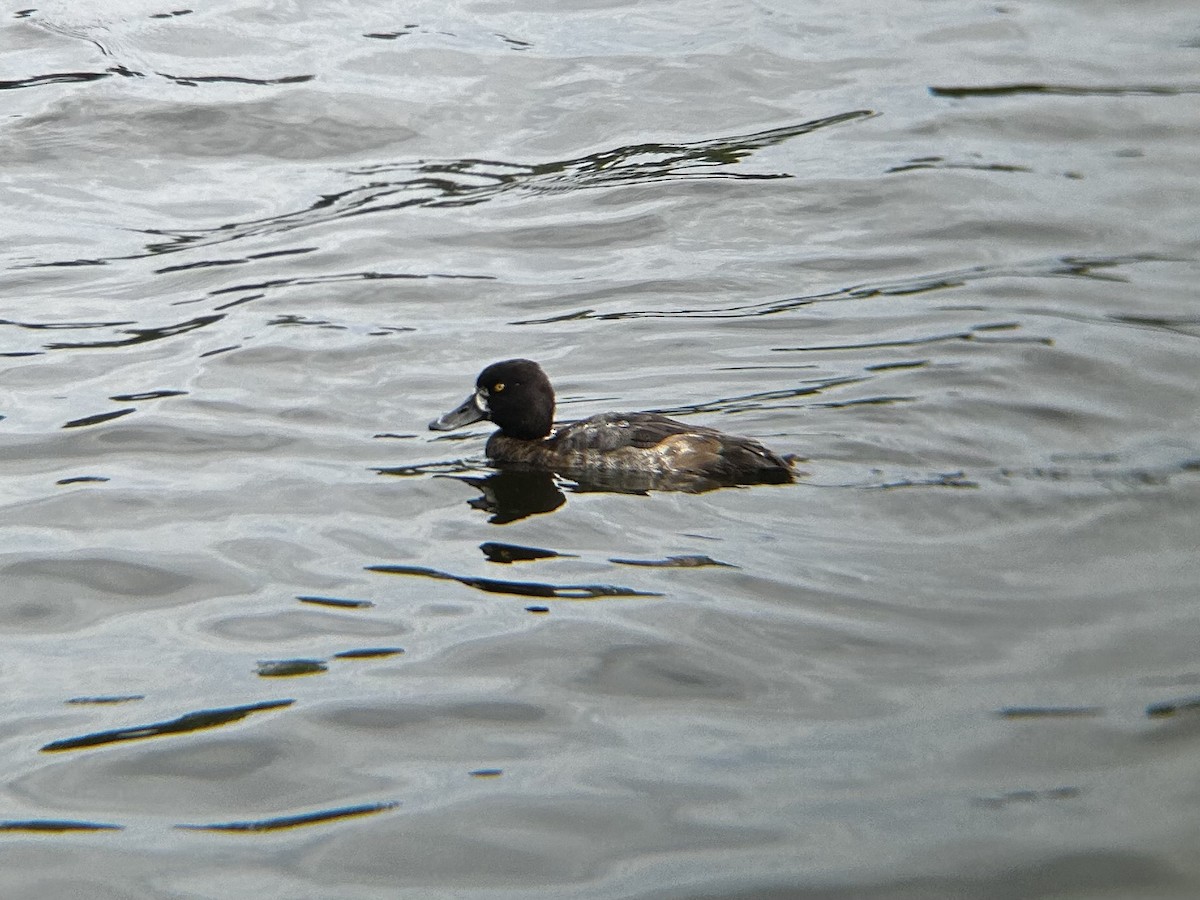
(429, 358, 555, 440)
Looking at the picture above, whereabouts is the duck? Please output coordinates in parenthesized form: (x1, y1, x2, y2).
(428, 359, 795, 486)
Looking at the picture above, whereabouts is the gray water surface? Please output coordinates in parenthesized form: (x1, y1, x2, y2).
(3, 0, 1199, 897)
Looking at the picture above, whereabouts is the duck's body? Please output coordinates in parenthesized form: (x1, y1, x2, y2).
(430, 359, 794, 487)
(486, 411, 793, 483)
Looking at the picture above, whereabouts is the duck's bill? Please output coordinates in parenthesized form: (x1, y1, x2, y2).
(429, 391, 488, 431)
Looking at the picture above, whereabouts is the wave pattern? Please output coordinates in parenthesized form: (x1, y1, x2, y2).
(510, 254, 1167, 323)
(22, 113, 874, 268)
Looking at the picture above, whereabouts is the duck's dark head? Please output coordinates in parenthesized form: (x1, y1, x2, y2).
(429, 358, 555, 440)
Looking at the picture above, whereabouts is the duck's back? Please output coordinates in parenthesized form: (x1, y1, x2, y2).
(486, 412, 793, 484)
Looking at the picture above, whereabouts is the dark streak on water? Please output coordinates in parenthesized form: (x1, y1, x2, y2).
(367, 564, 663, 599)
(0, 819, 123, 833)
(296, 595, 376, 609)
(41, 700, 294, 753)
(930, 82, 1200, 98)
(176, 801, 399, 833)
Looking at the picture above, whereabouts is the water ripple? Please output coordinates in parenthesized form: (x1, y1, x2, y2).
(0, 818, 122, 833)
(0, 71, 114, 91)
(931, 82, 1200, 98)
(176, 800, 399, 833)
(511, 253, 1165, 323)
(24, 113, 872, 266)
(41, 699, 294, 753)
(367, 564, 661, 600)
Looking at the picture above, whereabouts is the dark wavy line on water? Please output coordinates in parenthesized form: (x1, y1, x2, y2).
(66, 694, 145, 705)
(257, 659, 327, 678)
(0, 819, 123, 833)
(642, 376, 863, 418)
(176, 801, 399, 833)
(931, 82, 1200, 98)
(367, 564, 661, 599)
(62, 408, 137, 429)
(480, 541, 576, 564)
(0, 68, 310, 91)
(41, 699, 294, 753)
(154, 246, 317, 274)
(0, 71, 112, 90)
(610, 555, 736, 569)
(363, 28, 532, 51)
(772, 321, 1052, 354)
(1, 310, 231, 353)
(887, 157, 1032, 175)
(0, 317, 135, 331)
(159, 72, 314, 87)
(42, 313, 223, 350)
(201, 268, 493, 299)
(296, 594, 376, 609)
(510, 253, 1165, 323)
(110, 389, 187, 401)
(23, 112, 868, 266)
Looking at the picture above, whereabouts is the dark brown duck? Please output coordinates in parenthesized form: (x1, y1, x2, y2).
(429, 359, 795, 486)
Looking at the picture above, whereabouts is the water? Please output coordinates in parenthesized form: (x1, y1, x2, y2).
(3, 0, 1199, 896)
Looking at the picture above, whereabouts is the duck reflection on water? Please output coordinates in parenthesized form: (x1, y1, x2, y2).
(449, 466, 728, 525)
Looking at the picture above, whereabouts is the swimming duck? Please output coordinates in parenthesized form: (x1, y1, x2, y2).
(429, 359, 794, 486)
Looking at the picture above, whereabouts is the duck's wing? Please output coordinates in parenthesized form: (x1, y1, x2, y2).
(552, 413, 794, 483)
(550, 413, 705, 453)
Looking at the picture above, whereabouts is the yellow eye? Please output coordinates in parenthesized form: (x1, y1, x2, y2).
(493, 382, 505, 393)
